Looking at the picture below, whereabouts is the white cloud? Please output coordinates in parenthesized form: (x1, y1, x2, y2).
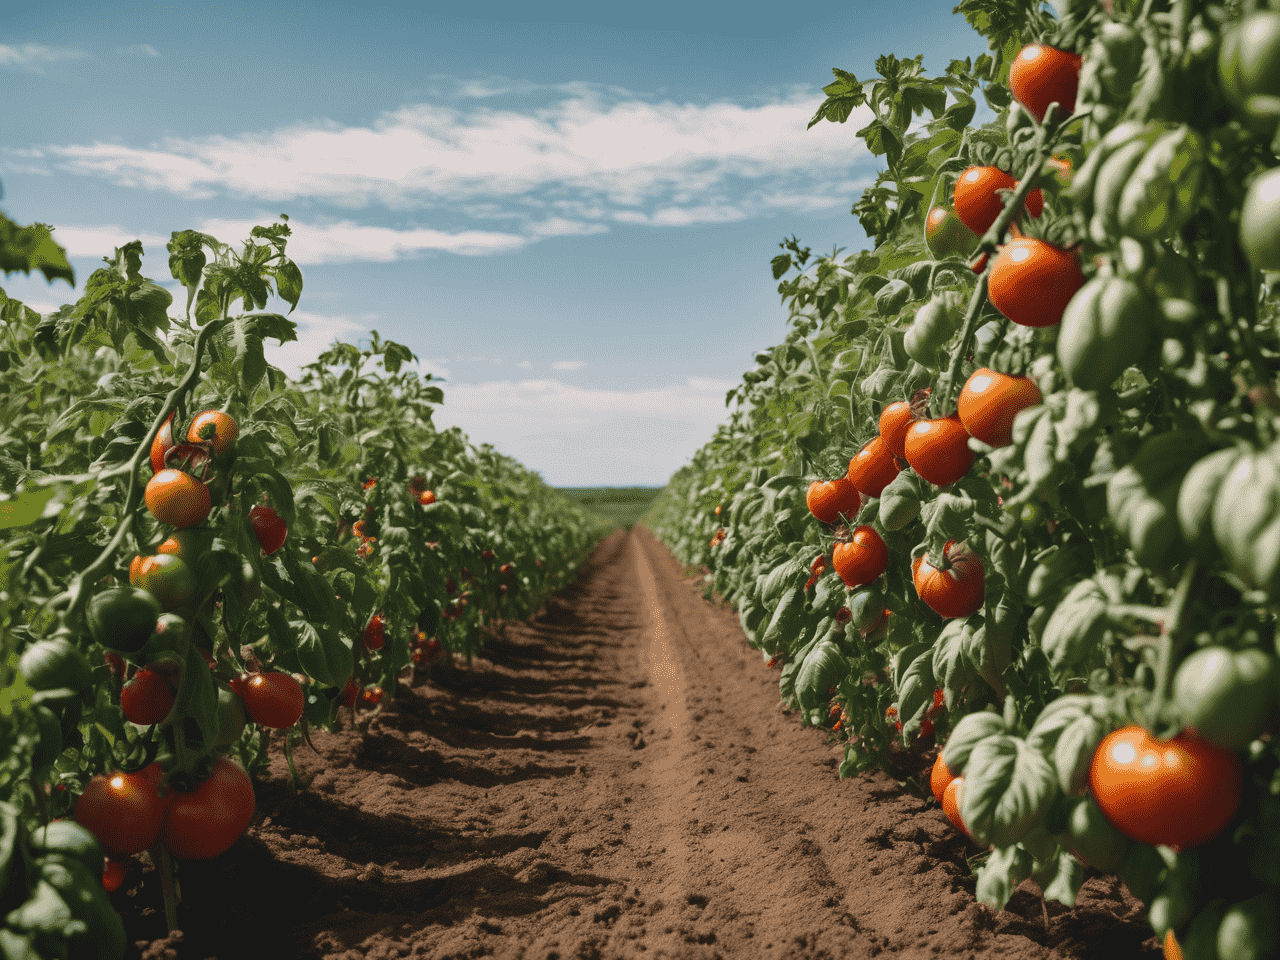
(117, 44, 159, 58)
(551, 360, 584, 371)
(33, 87, 874, 233)
(430, 376, 737, 486)
(0, 43, 85, 71)
(516, 361, 532, 369)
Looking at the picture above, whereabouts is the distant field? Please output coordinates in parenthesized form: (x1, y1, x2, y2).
(557, 487, 664, 529)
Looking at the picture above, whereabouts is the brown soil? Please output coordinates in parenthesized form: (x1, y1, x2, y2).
(116, 526, 1162, 960)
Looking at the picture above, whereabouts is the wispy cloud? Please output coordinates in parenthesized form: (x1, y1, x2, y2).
(551, 360, 584, 371)
(31, 85, 873, 233)
(0, 43, 86, 72)
(117, 44, 160, 58)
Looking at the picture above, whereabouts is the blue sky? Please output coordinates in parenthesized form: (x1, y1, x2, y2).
(2, 0, 995, 486)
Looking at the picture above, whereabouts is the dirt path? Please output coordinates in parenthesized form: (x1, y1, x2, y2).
(119, 527, 1162, 960)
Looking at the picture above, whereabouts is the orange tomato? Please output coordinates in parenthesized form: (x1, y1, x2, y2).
(847, 435, 901, 498)
(144, 469, 211, 528)
(953, 166, 1044, 237)
(904, 414, 974, 486)
(186, 410, 238, 458)
(912, 541, 985, 619)
(931, 752, 958, 806)
(942, 776, 969, 836)
(1009, 44, 1082, 123)
(987, 238, 1084, 328)
(832, 526, 888, 589)
(806, 477, 862, 525)
(878, 401, 915, 459)
(957, 368, 1043, 448)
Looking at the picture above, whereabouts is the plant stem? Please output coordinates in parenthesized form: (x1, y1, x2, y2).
(152, 842, 181, 934)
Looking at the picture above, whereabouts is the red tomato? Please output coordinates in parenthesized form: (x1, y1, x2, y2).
(878, 401, 915, 459)
(248, 505, 287, 555)
(186, 410, 238, 459)
(943, 776, 969, 836)
(160, 757, 255, 860)
(904, 414, 974, 486)
(953, 166, 1044, 236)
(913, 541, 985, 619)
(75, 769, 168, 857)
(847, 436, 901, 498)
(1088, 726, 1242, 851)
(805, 477, 862, 524)
(241, 672, 305, 729)
(120, 668, 176, 726)
(987, 238, 1085, 328)
(419, 490, 436, 506)
(145, 469, 211, 528)
(229, 671, 252, 698)
(149, 412, 175, 475)
(832, 526, 889, 589)
(337, 676, 359, 707)
(957, 368, 1043, 448)
(931, 753, 958, 806)
(361, 613, 386, 653)
(1009, 44, 1082, 123)
(101, 857, 128, 893)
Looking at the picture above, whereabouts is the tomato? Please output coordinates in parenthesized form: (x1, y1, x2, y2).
(101, 857, 128, 893)
(953, 166, 1044, 236)
(18, 637, 93, 694)
(942, 776, 969, 836)
(1088, 725, 1242, 850)
(145, 469, 212, 528)
(361, 613, 386, 653)
(419, 490, 436, 505)
(241, 672, 305, 729)
(846, 436, 900, 498)
(1217, 892, 1280, 960)
(987, 238, 1085, 328)
(1009, 44, 1082, 123)
(75, 769, 168, 857)
(361, 685, 385, 706)
(186, 409, 238, 459)
(131, 553, 196, 611)
(1164, 930, 1183, 960)
(149, 412, 176, 475)
(832, 526, 888, 589)
(87, 587, 162, 654)
(806, 477, 862, 524)
(1172, 646, 1278, 752)
(1240, 166, 1280, 271)
(904, 413, 974, 486)
(229, 671, 252, 698)
(925, 205, 980, 259)
(156, 528, 214, 564)
(957, 368, 1042, 448)
(1219, 12, 1280, 140)
(337, 676, 359, 707)
(1057, 276, 1155, 391)
(210, 684, 248, 748)
(120, 668, 176, 726)
(1066, 794, 1129, 873)
(904, 297, 961, 369)
(160, 756, 255, 860)
(912, 540, 984, 619)
(930, 752, 958, 806)
(878, 401, 915, 458)
(248, 504, 288, 554)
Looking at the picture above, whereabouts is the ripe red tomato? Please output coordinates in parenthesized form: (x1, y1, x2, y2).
(160, 757, 255, 860)
(806, 477, 862, 524)
(942, 776, 969, 836)
(953, 166, 1044, 236)
(101, 857, 128, 893)
(913, 541, 985, 619)
(925, 206, 981, 259)
(847, 436, 901, 498)
(878, 401, 916, 459)
(361, 613, 386, 653)
(904, 414, 974, 486)
(832, 526, 888, 589)
(987, 238, 1085, 328)
(1009, 44, 1082, 123)
(419, 490, 436, 506)
(75, 769, 168, 857)
(361, 685, 385, 706)
(145, 469, 211, 528)
(229, 671, 252, 698)
(241, 672, 305, 729)
(337, 676, 359, 707)
(1088, 725, 1242, 851)
(931, 752, 958, 806)
(120, 668, 176, 726)
(150, 412, 176, 475)
(186, 410, 238, 459)
(957, 368, 1043, 448)
(248, 505, 287, 555)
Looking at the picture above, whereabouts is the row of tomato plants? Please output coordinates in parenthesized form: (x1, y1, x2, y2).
(648, 1, 1280, 957)
(0, 213, 609, 956)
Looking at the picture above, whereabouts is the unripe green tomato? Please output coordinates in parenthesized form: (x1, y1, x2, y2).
(1067, 794, 1129, 873)
(1240, 166, 1280, 272)
(17, 637, 94, 694)
(86, 587, 162, 654)
(904, 299, 958, 369)
(213, 684, 248, 747)
(1057, 276, 1155, 391)
(133, 553, 196, 612)
(1218, 892, 1280, 960)
(1173, 646, 1277, 751)
(1220, 12, 1280, 141)
(925, 206, 981, 260)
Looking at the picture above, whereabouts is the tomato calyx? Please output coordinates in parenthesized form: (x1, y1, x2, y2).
(162, 441, 213, 480)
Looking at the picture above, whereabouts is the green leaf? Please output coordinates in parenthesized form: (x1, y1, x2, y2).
(960, 733, 1057, 847)
(941, 709, 1006, 775)
(974, 844, 1033, 911)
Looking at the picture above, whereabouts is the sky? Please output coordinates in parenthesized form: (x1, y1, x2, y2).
(2, 1, 997, 487)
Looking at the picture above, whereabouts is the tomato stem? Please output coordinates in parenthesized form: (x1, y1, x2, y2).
(152, 841, 181, 934)
(1150, 561, 1198, 729)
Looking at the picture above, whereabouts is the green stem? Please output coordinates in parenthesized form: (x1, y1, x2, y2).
(1150, 561, 1198, 727)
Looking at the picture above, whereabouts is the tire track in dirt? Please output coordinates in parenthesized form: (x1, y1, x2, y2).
(118, 526, 1161, 960)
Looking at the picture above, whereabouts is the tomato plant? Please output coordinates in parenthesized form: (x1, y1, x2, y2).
(160, 757, 255, 860)
(248, 504, 287, 554)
